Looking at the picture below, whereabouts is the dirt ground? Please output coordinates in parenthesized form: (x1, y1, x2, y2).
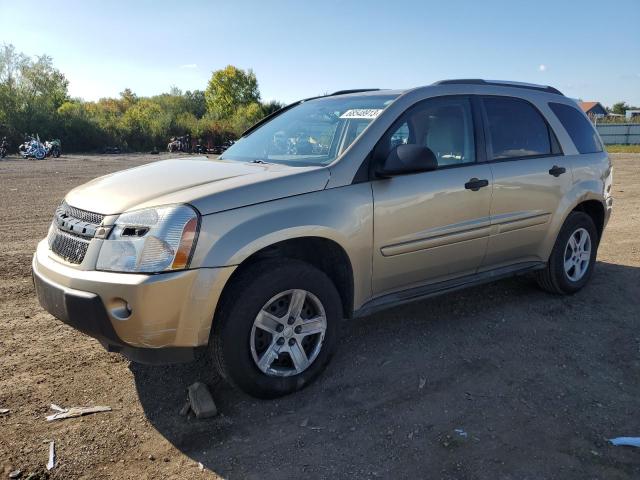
(0, 152, 638, 479)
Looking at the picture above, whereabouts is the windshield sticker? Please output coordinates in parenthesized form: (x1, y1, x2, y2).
(339, 109, 384, 119)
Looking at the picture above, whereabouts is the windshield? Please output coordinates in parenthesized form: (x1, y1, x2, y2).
(220, 94, 398, 166)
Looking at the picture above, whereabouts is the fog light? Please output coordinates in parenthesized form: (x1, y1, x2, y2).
(110, 298, 132, 320)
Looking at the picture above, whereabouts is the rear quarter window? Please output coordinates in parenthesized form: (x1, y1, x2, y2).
(482, 97, 552, 160)
(548, 102, 603, 154)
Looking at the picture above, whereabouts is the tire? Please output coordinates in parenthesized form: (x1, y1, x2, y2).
(536, 211, 598, 295)
(210, 259, 341, 398)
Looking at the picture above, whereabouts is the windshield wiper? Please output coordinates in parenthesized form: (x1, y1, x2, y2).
(250, 159, 270, 164)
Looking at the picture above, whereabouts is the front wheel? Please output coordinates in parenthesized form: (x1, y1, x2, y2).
(536, 211, 599, 294)
(210, 259, 341, 398)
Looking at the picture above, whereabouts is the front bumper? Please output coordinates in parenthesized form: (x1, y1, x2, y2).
(32, 239, 235, 364)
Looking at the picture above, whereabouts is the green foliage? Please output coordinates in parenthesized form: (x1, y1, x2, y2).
(261, 100, 286, 116)
(184, 90, 207, 119)
(595, 115, 640, 124)
(122, 99, 168, 149)
(205, 65, 260, 119)
(0, 44, 69, 146)
(0, 45, 277, 152)
(606, 144, 640, 153)
(230, 102, 265, 134)
(57, 101, 105, 151)
(196, 116, 236, 145)
(609, 101, 639, 116)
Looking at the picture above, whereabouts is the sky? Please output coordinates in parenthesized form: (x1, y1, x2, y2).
(1, 0, 639, 107)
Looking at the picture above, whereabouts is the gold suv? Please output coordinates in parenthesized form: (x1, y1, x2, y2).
(33, 80, 613, 397)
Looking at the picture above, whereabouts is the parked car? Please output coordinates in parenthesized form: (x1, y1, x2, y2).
(33, 80, 612, 398)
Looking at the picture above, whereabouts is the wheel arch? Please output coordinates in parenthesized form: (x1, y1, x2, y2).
(539, 192, 608, 262)
(570, 199, 605, 242)
(215, 236, 356, 320)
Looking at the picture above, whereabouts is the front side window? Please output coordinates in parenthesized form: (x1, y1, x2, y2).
(221, 94, 398, 166)
(382, 97, 476, 167)
(483, 97, 552, 160)
(548, 102, 603, 154)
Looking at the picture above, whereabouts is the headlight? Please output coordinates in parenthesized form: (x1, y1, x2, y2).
(96, 204, 199, 273)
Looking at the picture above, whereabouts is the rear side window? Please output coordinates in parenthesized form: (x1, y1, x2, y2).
(483, 97, 552, 160)
(548, 102, 603, 154)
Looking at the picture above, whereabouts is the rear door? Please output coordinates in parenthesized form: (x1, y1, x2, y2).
(479, 96, 573, 269)
(371, 96, 493, 295)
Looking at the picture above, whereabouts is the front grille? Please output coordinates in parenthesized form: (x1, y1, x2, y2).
(48, 226, 91, 264)
(59, 201, 105, 226)
(48, 201, 105, 264)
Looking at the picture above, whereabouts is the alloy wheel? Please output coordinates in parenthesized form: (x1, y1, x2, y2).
(250, 289, 327, 377)
(563, 227, 592, 282)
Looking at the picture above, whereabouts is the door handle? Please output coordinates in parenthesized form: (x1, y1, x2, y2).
(464, 178, 489, 191)
(548, 165, 566, 177)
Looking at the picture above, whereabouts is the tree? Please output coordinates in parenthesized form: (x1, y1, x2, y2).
(184, 90, 206, 118)
(609, 102, 638, 115)
(119, 88, 138, 109)
(0, 44, 68, 143)
(610, 102, 628, 115)
(230, 102, 265, 135)
(0, 45, 282, 152)
(121, 99, 168, 149)
(0, 44, 26, 134)
(261, 100, 286, 116)
(18, 55, 69, 136)
(0, 43, 29, 85)
(57, 101, 106, 151)
(205, 65, 260, 119)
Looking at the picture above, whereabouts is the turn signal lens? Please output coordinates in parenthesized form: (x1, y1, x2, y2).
(171, 217, 198, 270)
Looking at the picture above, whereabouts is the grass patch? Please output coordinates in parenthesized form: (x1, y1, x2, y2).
(606, 144, 640, 153)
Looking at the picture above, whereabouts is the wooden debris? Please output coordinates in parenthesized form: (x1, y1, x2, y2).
(46, 405, 112, 422)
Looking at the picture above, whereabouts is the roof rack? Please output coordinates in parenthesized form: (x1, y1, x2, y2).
(331, 89, 380, 96)
(432, 79, 564, 96)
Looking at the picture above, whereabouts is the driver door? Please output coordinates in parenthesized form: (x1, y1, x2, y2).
(371, 96, 493, 295)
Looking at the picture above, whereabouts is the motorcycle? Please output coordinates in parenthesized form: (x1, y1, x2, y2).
(0, 137, 8, 159)
(167, 134, 192, 153)
(167, 137, 182, 153)
(19, 135, 46, 160)
(44, 139, 61, 158)
(194, 142, 208, 154)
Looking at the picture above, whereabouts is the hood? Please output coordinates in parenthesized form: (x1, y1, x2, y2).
(64, 157, 330, 216)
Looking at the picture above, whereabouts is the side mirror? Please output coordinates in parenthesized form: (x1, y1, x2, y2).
(376, 144, 438, 178)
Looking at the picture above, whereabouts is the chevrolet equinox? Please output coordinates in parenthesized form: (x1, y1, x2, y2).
(33, 79, 613, 398)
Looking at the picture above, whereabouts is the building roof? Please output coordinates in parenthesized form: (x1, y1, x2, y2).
(579, 101, 606, 114)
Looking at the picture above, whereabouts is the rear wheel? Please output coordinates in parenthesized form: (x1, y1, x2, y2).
(210, 259, 341, 398)
(536, 211, 598, 294)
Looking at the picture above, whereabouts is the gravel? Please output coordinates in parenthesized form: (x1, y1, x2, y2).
(0, 153, 638, 479)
